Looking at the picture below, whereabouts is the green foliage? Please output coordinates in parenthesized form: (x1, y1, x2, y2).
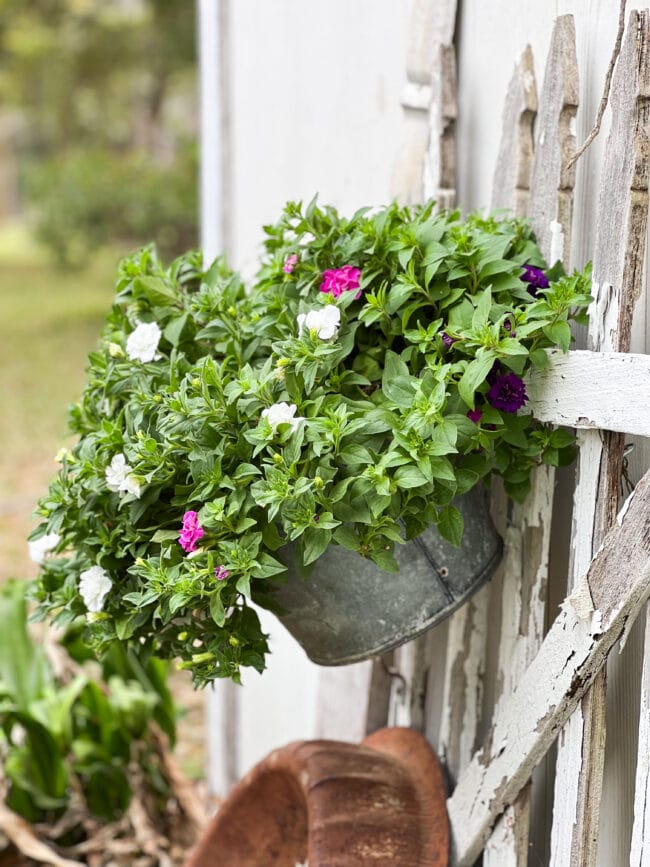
(0, 0, 197, 262)
(31, 201, 592, 686)
(0, 580, 176, 824)
(25, 145, 198, 267)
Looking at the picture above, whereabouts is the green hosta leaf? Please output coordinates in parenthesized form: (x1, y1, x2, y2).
(437, 505, 464, 547)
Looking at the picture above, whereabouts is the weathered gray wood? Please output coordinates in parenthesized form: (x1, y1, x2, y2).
(437, 585, 490, 782)
(551, 12, 650, 866)
(392, 106, 432, 206)
(423, 42, 458, 209)
(387, 634, 432, 731)
(484, 792, 531, 867)
(527, 349, 650, 437)
(528, 15, 579, 269)
(630, 609, 650, 866)
(491, 45, 538, 217)
(405, 0, 457, 83)
(448, 468, 650, 867)
(392, 0, 458, 208)
(484, 22, 578, 863)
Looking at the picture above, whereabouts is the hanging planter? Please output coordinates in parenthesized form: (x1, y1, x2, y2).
(29, 201, 591, 686)
(270, 486, 502, 664)
(184, 726, 449, 867)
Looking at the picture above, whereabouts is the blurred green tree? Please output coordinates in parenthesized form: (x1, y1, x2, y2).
(0, 0, 198, 264)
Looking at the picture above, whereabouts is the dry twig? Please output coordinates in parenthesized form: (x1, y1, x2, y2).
(565, 0, 627, 172)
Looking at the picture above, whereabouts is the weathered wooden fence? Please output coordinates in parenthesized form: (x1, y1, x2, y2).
(201, 2, 650, 863)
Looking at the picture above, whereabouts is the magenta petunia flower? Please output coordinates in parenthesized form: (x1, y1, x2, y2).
(214, 565, 230, 581)
(521, 265, 550, 296)
(319, 265, 362, 299)
(467, 408, 483, 424)
(487, 372, 528, 413)
(283, 253, 298, 274)
(179, 510, 205, 553)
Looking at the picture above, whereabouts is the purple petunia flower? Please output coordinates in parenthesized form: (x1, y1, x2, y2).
(319, 265, 362, 299)
(487, 360, 501, 385)
(214, 565, 230, 581)
(179, 510, 205, 553)
(467, 408, 483, 424)
(441, 331, 456, 349)
(487, 373, 528, 413)
(520, 265, 550, 296)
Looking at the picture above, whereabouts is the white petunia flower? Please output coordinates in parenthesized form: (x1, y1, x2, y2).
(296, 306, 341, 340)
(261, 402, 305, 433)
(28, 532, 61, 565)
(105, 453, 142, 498)
(126, 321, 162, 363)
(79, 566, 112, 613)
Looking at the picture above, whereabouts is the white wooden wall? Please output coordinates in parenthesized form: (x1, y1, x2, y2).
(200, 2, 650, 863)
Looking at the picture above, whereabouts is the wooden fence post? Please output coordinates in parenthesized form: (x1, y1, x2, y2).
(550, 11, 650, 866)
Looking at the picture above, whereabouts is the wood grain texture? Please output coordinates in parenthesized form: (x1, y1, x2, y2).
(448, 468, 650, 867)
(526, 349, 650, 437)
(491, 45, 538, 217)
(437, 586, 490, 783)
(551, 12, 650, 866)
(630, 609, 650, 867)
(484, 20, 577, 864)
(405, 0, 457, 83)
(423, 42, 458, 209)
(528, 15, 579, 269)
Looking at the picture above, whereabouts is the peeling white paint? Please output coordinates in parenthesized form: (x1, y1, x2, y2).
(617, 488, 636, 526)
(562, 577, 595, 620)
(549, 218, 565, 264)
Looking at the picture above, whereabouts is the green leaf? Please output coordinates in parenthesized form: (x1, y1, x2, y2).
(472, 287, 492, 330)
(457, 351, 496, 408)
(302, 528, 332, 565)
(437, 505, 464, 547)
(163, 312, 189, 347)
(386, 281, 417, 313)
(209, 590, 226, 626)
(394, 466, 429, 489)
(133, 276, 179, 306)
(333, 525, 359, 551)
(543, 320, 572, 352)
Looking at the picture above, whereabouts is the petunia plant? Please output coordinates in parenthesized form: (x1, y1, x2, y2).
(29, 200, 591, 686)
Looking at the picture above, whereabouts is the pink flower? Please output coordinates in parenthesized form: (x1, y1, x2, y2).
(319, 265, 362, 299)
(467, 408, 483, 424)
(179, 510, 205, 553)
(214, 565, 230, 581)
(283, 253, 298, 274)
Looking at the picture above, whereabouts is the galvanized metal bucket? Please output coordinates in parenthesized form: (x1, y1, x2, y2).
(268, 487, 503, 665)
